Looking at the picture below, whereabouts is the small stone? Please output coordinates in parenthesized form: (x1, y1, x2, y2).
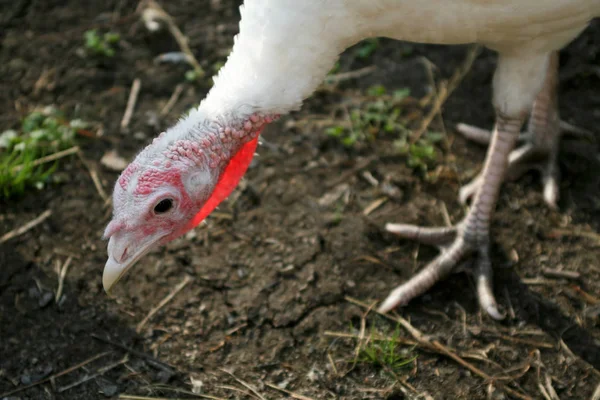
(190, 376, 204, 394)
(21, 374, 32, 385)
(134, 131, 147, 140)
(318, 183, 350, 207)
(145, 110, 160, 129)
(156, 370, 175, 383)
(307, 366, 321, 382)
(101, 150, 129, 172)
(97, 378, 119, 397)
(38, 291, 54, 308)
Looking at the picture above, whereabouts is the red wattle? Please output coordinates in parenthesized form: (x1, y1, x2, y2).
(186, 134, 260, 230)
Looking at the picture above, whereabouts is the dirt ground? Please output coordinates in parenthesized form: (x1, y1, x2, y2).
(1, 1, 600, 399)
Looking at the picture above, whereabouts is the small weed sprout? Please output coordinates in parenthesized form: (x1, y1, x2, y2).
(185, 67, 206, 82)
(0, 107, 85, 198)
(393, 131, 444, 174)
(328, 61, 341, 75)
(359, 325, 417, 373)
(356, 38, 380, 60)
(84, 30, 120, 57)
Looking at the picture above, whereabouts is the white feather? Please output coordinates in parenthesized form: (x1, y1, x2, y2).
(199, 0, 361, 117)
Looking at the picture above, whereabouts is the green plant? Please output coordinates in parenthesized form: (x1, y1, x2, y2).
(324, 85, 442, 174)
(356, 38, 380, 59)
(325, 86, 410, 148)
(394, 131, 444, 174)
(0, 107, 85, 198)
(328, 61, 341, 75)
(84, 30, 120, 57)
(185, 67, 205, 82)
(359, 325, 417, 372)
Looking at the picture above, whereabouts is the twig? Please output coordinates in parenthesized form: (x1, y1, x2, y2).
(521, 278, 561, 286)
(559, 120, 595, 139)
(327, 351, 339, 376)
(53, 248, 81, 259)
(533, 350, 559, 400)
(326, 156, 376, 188)
(55, 256, 73, 303)
(0, 209, 52, 244)
(225, 323, 247, 336)
(77, 150, 108, 202)
(347, 299, 377, 374)
(363, 197, 387, 216)
(345, 296, 533, 400)
(559, 339, 600, 378)
(120, 394, 225, 400)
(570, 285, 600, 305)
(91, 334, 176, 373)
(547, 228, 600, 245)
(543, 374, 560, 400)
(541, 268, 580, 280)
(492, 333, 554, 349)
(0, 352, 111, 397)
(121, 78, 142, 130)
(216, 384, 256, 398)
(265, 382, 315, 400)
(160, 83, 185, 117)
(142, 0, 204, 75)
(139, 385, 227, 400)
(58, 355, 129, 392)
(324, 66, 376, 84)
(136, 275, 193, 333)
(11, 146, 80, 173)
(440, 201, 452, 227)
(591, 381, 600, 400)
(503, 286, 517, 320)
(219, 368, 266, 400)
(411, 45, 481, 144)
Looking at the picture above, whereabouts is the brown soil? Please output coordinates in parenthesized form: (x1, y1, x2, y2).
(1, 1, 599, 399)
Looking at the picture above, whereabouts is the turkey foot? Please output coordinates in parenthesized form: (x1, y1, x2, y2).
(382, 221, 504, 320)
(379, 116, 524, 320)
(456, 52, 561, 208)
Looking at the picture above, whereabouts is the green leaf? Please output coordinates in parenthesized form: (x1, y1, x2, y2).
(356, 38, 379, 59)
(104, 32, 120, 44)
(393, 88, 410, 100)
(22, 112, 45, 133)
(325, 126, 344, 137)
(342, 136, 357, 147)
(425, 131, 445, 143)
(367, 84, 386, 97)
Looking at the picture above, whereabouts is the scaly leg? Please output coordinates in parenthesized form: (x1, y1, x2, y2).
(380, 116, 523, 319)
(457, 52, 561, 208)
(379, 52, 554, 319)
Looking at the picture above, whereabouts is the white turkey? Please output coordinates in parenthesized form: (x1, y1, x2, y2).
(102, 0, 600, 319)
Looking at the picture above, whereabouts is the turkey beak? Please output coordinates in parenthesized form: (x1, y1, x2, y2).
(103, 252, 131, 293)
(103, 231, 162, 293)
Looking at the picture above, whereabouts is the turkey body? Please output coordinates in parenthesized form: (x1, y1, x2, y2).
(103, 0, 600, 319)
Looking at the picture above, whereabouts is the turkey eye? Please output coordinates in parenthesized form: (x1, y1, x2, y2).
(154, 198, 174, 214)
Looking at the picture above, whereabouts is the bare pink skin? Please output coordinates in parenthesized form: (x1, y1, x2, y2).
(102, 112, 278, 291)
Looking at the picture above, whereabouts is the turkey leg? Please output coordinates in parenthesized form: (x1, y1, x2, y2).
(380, 115, 523, 319)
(457, 52, 561, 208)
